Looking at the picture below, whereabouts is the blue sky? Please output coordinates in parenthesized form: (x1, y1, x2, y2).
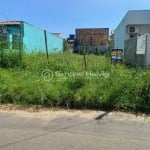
(0, 0, 150, 37)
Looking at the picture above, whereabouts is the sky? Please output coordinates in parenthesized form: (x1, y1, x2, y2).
(0, 0, 150, 37)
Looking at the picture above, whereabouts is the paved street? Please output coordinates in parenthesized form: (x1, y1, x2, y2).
(0, 109, 150, 150)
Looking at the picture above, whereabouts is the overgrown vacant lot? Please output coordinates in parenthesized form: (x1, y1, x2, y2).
(0, 52, 150, 113)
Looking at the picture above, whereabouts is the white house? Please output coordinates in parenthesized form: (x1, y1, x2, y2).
(114, 10, 150, 50)
(114, 10, 150, 66)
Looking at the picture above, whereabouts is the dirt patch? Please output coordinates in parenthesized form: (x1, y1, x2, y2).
(0, 104, 101, 120)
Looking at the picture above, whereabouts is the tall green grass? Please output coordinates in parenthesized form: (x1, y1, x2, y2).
(0, 52, 150, 113)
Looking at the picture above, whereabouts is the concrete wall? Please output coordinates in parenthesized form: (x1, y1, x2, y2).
(124, 37, 137, 64)
(114, 18, 126, 50)
(145, 34, 150, 66)
(124, 33, 150, 67)
(124, 36, 145, 67)
(138, 25, 150, 35)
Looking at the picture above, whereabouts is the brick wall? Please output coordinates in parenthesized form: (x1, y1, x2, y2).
(76, 28, 109, 46)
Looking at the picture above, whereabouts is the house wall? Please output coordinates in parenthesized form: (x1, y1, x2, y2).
(76, 28, 109, 53)
(114, 10, 150, 50)
(23, 22, 63, 53)
(124, 33, 150, 67)
(115, 24, 150, 50)
(124, 36, 145, 67)
(138, 25, 150, 35)
(0, 24, 22, 49)
(23, 22, 45, 53)
(76, 28, 109, 46)
(46, 31, 63, 53)
(114, 18, 126, 50)
(0, 21, 63, 54)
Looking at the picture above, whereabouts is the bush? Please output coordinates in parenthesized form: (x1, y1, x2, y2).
(0, 49, 23, 68)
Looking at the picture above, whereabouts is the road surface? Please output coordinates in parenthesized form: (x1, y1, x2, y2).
(0, 108, 150, 150)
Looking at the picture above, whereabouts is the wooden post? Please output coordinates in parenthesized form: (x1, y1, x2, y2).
(83, 52, 87, 70)
(83, 37, 87, 70)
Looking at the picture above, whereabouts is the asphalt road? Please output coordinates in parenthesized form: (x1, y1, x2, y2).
(0, 109, 150, 150)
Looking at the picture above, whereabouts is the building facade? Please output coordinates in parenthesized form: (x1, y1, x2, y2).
(114, 10, 150, 50)
(75, 28, 109, 54)
(114, 10, 150, 66)
(0, 21, 63, 53)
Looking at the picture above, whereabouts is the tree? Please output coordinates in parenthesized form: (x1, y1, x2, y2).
(63, 39, 71, 53)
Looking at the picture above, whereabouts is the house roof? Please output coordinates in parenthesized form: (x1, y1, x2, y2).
(115, 10, 150, 31)
(124, 10, 150, 25)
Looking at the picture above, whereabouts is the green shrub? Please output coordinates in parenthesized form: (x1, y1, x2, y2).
(0, 49, 23, 68)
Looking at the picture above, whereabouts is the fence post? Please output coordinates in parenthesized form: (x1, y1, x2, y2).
(44, 30, 49, 61)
